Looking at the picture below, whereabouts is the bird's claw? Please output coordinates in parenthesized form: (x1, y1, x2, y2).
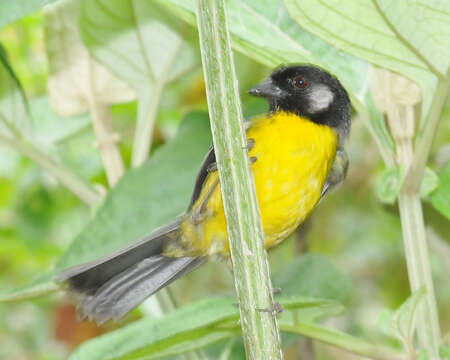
(244, 138, 255, 151)
(256, 301, 284, 315)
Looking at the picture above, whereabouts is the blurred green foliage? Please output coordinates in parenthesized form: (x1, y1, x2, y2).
(0, 1, 449, 360)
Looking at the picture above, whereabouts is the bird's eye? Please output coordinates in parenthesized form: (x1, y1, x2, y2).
(294, 76, 308, 89)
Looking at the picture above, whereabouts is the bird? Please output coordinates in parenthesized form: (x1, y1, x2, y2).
(57, 64, 351, 324)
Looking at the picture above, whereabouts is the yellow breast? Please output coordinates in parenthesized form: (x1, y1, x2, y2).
(171, 112, 338, 257)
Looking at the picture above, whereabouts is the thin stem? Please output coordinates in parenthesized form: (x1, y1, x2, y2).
(280, 323, 405, 360)
(0, 134, 101, 206)
(404, 77, 450, 192)
(397, 194, 441, 359)
(195, 0, 283, 359)
(87, 56, 125, 186)
(131, 33, 184, 168)
(131, 84, 163, 168)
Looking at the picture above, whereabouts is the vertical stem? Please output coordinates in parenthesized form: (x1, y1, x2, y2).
(397, 194, 441, 359)
(388, 77, 445, 359)
(131, 84, 164, 168)
(87, 56, 125, 186)
(89, 100, 124, 186)
(195, 0, 283, 359)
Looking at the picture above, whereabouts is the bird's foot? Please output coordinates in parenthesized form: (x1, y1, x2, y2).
(256, 301, 284, 315)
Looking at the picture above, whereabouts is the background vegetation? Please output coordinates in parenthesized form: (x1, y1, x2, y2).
(0, 0, 449, 359)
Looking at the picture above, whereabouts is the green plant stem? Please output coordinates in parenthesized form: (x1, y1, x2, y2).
(195, 0, 283, 358)
(280, 323, 405, 360)
(390, 79, 444, 359)
(131, 84, 164, 168)
(0, 134, 101, 206)
(397, 193, 441, 359)
(404, 76, 450, 192)
(87, 57, 125, 186)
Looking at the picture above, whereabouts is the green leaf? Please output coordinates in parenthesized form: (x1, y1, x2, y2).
(0, 0, 60, 29)
(390, 287, 426, 353)
(44, 0, 136, 117)
(273, 254, 353, 304)
(429, 161, 450, 220)
(80, 0, 196, 91)
(420, 167, 439, 198)
(375, 0, 450, 77)
(0, 44, 31, 139)
(55, 112, 211, 272)
(69, 295, 334, 360)
(376, 166, 404, 204)
(284, 0, 439, 128)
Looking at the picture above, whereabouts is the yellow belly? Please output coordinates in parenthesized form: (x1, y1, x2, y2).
(170, 112, 338, 257)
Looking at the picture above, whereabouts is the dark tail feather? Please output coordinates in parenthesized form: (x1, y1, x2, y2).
(56, 220, 204, 323)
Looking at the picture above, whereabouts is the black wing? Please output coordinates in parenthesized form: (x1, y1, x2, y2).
(188, 145, 216, 209)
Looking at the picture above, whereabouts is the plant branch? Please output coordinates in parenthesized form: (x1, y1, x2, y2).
(131, 84, 163, 168)
(397, 193, 441, 359)
(404, 76, 450, 193)
(0, 133, 101, 206)
(382, 70, 442, 358)
(195, 0, 283, 358)
(131, 35, 185, 168)
(87, 56, 125, 186)
(280, 323, 405, 360)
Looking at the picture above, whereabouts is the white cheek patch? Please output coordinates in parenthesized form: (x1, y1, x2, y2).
(307, 84, 334, 113)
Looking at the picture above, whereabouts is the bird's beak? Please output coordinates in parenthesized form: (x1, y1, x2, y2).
(248, 77, 286, 98)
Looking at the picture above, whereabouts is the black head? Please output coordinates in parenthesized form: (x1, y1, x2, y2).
(249, 65, 351, 141)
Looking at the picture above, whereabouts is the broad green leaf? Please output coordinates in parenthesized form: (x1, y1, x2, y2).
(80, 0, 196, 91)
(284, 0, 439, 128)
(44, 0, 136, 117)
(377, 166, 404, 204)
(375, 0, 450, 77)
(429, 161, 450, 219)
(69, 295, 335, 360)
(0, 0, 60, 29)
(55, 112, 211, 272)
(0, 44, 31, 139)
